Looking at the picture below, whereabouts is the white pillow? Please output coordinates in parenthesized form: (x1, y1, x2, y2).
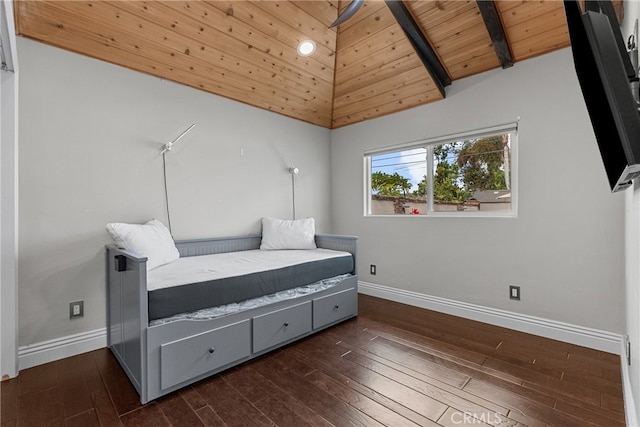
(260, 217, 317, 250)
(105, 219, 179, 270)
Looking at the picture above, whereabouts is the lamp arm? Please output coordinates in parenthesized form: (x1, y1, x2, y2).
(161, 124, 195, 154)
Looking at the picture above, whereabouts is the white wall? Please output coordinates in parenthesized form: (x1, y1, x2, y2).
(1, 0, 19, 379)
(1, 68, 18, 379)
(331, 48, 625, 333)
(623, 0, 640, 421)
(626, 182, 640, 422)
(17, 37, 332, 346)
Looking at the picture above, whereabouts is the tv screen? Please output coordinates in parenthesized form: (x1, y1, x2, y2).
(564, 0, 640, 192)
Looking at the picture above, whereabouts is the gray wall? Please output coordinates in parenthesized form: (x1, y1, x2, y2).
(17, 38, 332, 346)
(331, 48, 625, 333)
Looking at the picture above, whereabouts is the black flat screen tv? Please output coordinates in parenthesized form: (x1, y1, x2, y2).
(565, 0, 640, 192)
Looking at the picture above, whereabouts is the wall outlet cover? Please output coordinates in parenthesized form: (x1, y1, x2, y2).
(70, 301, 84, 319)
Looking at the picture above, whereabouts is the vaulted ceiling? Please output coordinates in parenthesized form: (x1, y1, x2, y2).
(14, 1, 623, 129)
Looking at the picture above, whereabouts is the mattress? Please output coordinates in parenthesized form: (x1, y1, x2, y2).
(147, 248, 354, 321)
(150, 274, 352, 326)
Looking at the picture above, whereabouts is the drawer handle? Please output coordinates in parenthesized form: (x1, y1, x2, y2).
(208, 347, 215, 354)
(284, 322, 289, 327)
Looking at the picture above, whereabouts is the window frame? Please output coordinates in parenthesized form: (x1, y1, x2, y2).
(364, 123, 518, 218)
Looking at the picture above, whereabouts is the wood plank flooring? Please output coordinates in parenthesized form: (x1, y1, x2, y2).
(1, 295, 626, 426)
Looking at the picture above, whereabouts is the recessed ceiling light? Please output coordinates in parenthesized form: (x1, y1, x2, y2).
(297, 40, 316, 57)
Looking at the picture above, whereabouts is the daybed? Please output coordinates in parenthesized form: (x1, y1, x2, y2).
(105, 223, 358, 404)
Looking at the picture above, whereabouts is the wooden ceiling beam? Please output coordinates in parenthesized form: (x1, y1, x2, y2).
(476, 0, 514, 69)
(384, 0, 451, 97)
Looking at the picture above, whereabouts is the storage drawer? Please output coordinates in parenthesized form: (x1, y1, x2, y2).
(160, 320, 250, 390)
(313, 288, 357, 329)
(252, 301, 311, 353)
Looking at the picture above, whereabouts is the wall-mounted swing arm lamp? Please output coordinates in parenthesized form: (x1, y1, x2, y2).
(289, 167, 299, 220)
(161, 123, 196, 235)
(161, 123, 196, 155)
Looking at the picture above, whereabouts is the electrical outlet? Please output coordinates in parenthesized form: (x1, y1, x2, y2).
(70, 301, 84, 319)
(370, 264, 376, 275)
(509, 285, 520, 301)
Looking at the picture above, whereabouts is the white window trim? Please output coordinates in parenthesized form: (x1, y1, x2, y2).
(364, 122, 518, 218)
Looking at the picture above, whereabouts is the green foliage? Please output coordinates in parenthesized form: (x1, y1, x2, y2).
(414, 175, 427, 197)
(456, 135, 509, 191)
(433, 144, 454, 163)
(429, 135, 510, 202)
(371, 171, 412, 197)
(433, 162, 471, 202)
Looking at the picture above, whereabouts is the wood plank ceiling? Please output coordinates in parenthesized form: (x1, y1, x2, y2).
(14, 1, 623, 129)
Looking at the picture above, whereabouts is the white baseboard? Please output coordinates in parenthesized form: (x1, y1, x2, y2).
(18, 327, 107, 370)
(620, 339, 639, 427)
(358, 281, 622, 354)
(15, 285, 623, 359)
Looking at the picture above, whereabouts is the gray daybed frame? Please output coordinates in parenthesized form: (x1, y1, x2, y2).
(106, 234, 358, 404)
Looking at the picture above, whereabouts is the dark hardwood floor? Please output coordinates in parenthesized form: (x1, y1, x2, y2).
(1, 295, 626, 426)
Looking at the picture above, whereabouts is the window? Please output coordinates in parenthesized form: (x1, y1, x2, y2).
(365, 124, 517, 216)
